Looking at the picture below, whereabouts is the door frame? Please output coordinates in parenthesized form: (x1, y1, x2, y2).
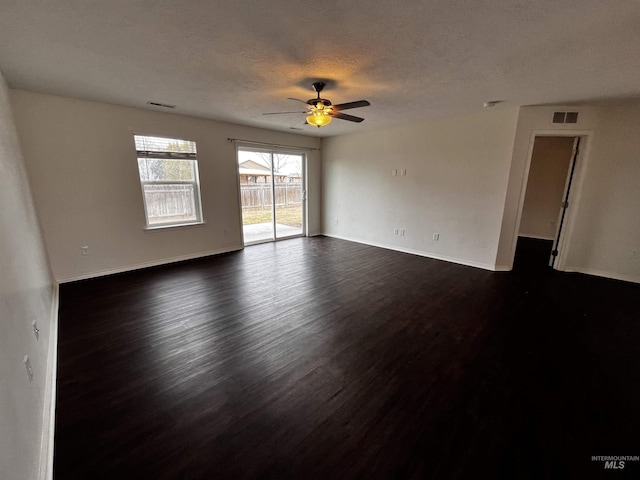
(234, 144, 307, 246)
(509, 130, 593, 271)
(549, 137, 580, 268)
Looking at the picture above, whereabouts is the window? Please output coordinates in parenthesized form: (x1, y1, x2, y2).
(134, 135, 203, 228)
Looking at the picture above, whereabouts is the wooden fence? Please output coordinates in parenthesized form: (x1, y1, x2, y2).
(143, 184, 197, 223)
(240, 183, 302, 210)
(141, 183, 302, 224)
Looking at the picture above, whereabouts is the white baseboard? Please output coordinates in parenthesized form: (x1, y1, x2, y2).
(494, 265, 512, 272)
(58, 246, 243, 283)
(323, 233, 499, 271)
(39, 283, 59, 480)
(563, 266, 640, 284)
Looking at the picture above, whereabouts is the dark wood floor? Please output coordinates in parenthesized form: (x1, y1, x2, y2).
(513, 236, 554, 272)
(54, 236, 640, 479)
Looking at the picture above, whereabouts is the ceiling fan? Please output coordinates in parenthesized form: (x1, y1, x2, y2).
(263, 82, 371, 127)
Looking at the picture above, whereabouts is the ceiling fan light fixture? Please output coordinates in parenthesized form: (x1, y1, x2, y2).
(263, 81, 369, 126)
(306, 112, 332, 127)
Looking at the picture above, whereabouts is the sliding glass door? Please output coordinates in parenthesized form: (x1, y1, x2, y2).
(237, 148, 305, 245)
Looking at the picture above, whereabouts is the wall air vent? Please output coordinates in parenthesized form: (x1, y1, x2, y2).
(552, 111, 579, 124)
(147, 101, 176, 109)
(565, 112, 578, 123)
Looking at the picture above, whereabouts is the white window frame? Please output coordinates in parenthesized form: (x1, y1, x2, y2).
(134, 134, 204, 229)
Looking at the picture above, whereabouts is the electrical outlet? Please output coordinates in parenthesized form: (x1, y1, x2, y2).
(392, 169, 398, 176)
(223, 228, 229, 236)
(394, 228, 399, 235)
(400, 168, 407, 176)
(32, 320, 39, 341)
(631, 250, 640, 260)
(433, 233, 440, 241)
(334, 218, 339, 225)
(24, 356, 33, 382)
(81, 246, 89, 256)
(400, 228, 405, 236)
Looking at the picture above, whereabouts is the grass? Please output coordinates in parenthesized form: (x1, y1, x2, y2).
(242, 206, 302, 227)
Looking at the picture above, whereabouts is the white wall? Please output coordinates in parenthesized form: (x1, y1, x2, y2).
(495, 104, 640, 283)
(322, 108, 520, 270)
(323, 103, 639, 283)
(10, 90, 321, 282)
(0, 73, 56, 479)
(562, 105, 640, 282)
(519, 136, 574, 240)
(495, 105, 601, 270)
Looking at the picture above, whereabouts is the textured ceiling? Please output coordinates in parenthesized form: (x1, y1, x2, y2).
(1, 0, 640, 137)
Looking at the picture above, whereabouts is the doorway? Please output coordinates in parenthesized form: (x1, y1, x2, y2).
(237, 147, 306, 245)
(514, 136, 580, 270)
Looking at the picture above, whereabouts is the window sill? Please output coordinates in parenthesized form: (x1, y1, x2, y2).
(144, 221, 205, 231)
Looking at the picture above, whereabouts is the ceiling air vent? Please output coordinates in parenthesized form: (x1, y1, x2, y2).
(552, 111, 579, 124)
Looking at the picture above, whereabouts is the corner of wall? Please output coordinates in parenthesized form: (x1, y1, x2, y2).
(38, 283, 59, 480)
(0, 70, 58, 480)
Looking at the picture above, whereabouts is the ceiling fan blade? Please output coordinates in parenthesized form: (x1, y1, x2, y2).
(332, 100, 370, 111)
(287, 97, 308, 104)
(262, 111, 308, 115)
(329, 112, 365, 123)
